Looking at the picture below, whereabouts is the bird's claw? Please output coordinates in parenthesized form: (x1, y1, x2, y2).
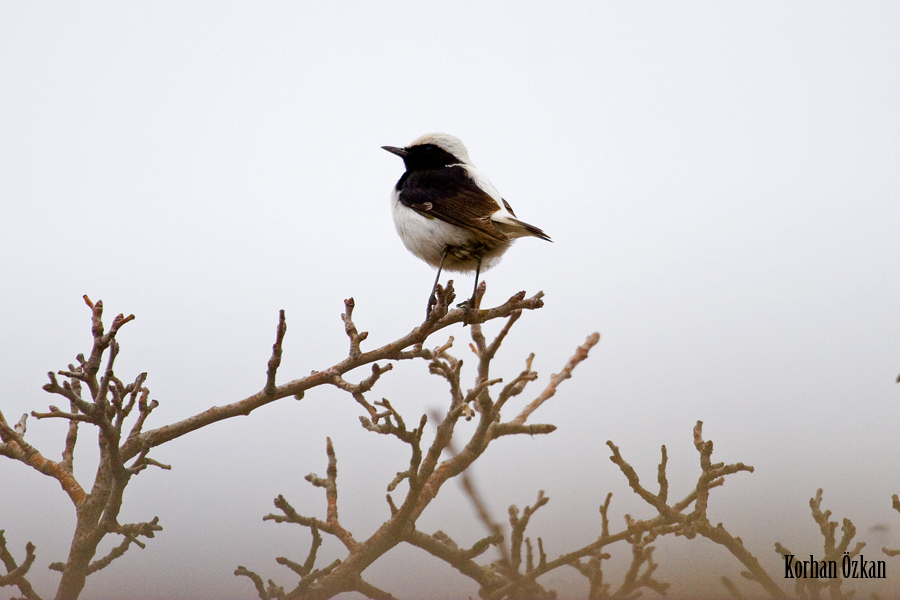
(456, 297, 476, 310)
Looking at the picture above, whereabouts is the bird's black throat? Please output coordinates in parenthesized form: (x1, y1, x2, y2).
(399, 143, 461, 172)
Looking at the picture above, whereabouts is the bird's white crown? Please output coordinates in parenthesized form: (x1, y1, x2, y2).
(408, 132, 472, 164)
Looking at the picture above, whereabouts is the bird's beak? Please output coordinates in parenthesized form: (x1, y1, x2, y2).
(381, 145, 409, 158)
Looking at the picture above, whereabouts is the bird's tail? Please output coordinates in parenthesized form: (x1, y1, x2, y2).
(492, 213, 552, 242)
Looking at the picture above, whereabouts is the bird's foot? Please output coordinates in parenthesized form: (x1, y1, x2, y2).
(456, 296, 477, 310)
(426, 293, 438, 319)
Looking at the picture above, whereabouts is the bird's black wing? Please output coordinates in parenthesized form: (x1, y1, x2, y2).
(397, 166, 507, 240)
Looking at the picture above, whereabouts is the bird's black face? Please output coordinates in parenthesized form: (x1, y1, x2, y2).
(382, 143, 460, 172)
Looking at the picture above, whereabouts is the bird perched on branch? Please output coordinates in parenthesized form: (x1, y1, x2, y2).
(383, 133, 551, 316)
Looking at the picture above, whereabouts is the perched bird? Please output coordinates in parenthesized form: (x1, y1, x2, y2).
(383, 133, 551, 316)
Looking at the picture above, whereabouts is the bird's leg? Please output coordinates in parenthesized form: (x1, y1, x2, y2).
(427, 248, 449, 318)
(457, 257, 482, 310)
(471, 258, 482, 309)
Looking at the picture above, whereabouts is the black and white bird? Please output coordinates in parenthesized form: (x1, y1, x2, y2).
(383, 133, 551, 316)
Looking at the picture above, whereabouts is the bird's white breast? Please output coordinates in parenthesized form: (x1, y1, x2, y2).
(391, 189, 475, 269)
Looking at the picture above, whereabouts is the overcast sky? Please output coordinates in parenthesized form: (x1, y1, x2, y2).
(2, 3, 899, 599)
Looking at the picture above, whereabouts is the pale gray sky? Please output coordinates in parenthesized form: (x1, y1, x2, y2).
(2, 3, 899, 599)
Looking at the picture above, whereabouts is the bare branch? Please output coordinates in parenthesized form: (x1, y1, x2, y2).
(341, 298, 368, 359)
(10, 288, 571, 600)
(509, 491, 549, 572)
(129, 282, 545, 456)
(884, 494, 900, 557)
(265, 310, 287, 397)
(657, 445, 668, 504)
(777, 489, 867, 599)
(0, 413, 87, 506)
(405, 529, 504, 590)
(84, 537, 133, 575)
(721, 576, 744, 599)
(263, 441, 358, 555)
(612, 539, 669, 598)
(14, 414, 27, 436)
(512, 332, 599, 425)
(235, 566, 279, 600)
(0, 531, 40, 600)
